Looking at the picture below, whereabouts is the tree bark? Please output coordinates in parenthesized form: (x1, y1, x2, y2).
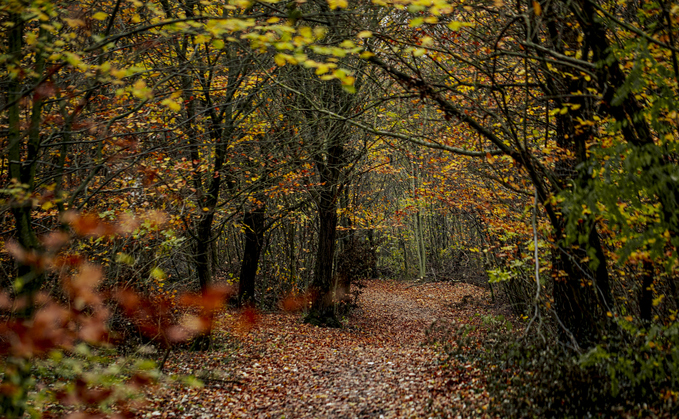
(305, 188, 342, 327)
(195, 213, 214, 292)
(639, 260, 655, 323)
(238, 206, 266, 305)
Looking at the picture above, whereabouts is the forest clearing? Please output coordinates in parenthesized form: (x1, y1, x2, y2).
(2, 0, 679, 417)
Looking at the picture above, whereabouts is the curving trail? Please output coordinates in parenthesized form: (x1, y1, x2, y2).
(142, 280, 501, 418)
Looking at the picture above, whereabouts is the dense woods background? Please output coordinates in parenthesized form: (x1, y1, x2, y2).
(2, 0, 679, 416)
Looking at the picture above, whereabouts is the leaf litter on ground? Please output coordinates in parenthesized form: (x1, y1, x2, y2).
(137, 279, 509, 418)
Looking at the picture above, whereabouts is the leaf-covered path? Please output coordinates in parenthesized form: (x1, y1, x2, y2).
(142, 280, 502, 418)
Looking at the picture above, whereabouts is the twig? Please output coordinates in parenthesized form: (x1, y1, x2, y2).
(158, 346, 172, 373)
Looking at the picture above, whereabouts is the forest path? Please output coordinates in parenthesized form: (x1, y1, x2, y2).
(142, 280, 500, 418)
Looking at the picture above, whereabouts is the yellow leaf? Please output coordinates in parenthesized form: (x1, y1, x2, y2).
(132, 79, 151, 99)
(151, 267, 166, 280)
(111, 68, 126, 79)
(331, 47, 347, 57)
(212, 39, 225, 49)
(299, 27, 313, 38)
(161, 98, 181, 112)
(314, 27, 327, 39)
(63, 18, 85, 28)
(327, 0, 347, 9)
(93, 12, 108, 21)
(413, 48, 426, 57)
(448, 21, 462, 31)
(274, 54, 286, 66)
(115, 252, 135, 265)
(533, 1, 542, 16)
(342, 76, 356, 85)
(420, 36, 434, 46)
(653, 295, 665, 306)
(357, 31, 373, 39)
(194, 34, 209, 44)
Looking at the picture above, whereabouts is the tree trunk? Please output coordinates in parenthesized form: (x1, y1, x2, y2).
(639, 260, 655, 323)
(191, 213, 214, 351)
(305, 189, 342, 327)
(2, 14, 44, 416)
(238, 206, 266, 305)
(537, 7, 613, 346)
(367, 229, 377, 278)
(195, 213, 214, 293)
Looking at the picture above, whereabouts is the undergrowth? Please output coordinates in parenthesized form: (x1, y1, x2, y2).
(428, 316, 679, 418)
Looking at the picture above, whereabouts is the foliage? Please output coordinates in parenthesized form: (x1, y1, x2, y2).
(2, 0, 679, 415)
(429, 317, 679, 418)
(0, 212, 230, 417)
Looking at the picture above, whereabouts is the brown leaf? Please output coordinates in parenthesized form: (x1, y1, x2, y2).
(78, 310, 110, 343)
(0, 383, 20, 397)
(64, 211, 118, 237)
(41, 231, 70, 250)
(64, 264, 104, 309)
(281, 292, 310, 312)
(34, 80, 56, 101)
(0, 292, 11, 310)
(179, 285, 233, 314)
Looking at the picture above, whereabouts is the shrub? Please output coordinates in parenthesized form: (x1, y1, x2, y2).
(428, 317, 679, 418)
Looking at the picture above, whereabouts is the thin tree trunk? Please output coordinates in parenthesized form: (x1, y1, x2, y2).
(195, 214, 214, 292)
(639, 260, 655, 323)
(238, 206, 266, 305)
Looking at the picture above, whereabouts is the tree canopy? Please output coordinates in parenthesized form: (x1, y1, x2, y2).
(2, 0, 679, 416)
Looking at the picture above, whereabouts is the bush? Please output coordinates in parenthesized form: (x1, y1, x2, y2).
(0, 213, 229, 417)
(428, 317, 679, 418)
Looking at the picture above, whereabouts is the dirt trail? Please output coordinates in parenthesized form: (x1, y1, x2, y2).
(142, 280, 500, 418)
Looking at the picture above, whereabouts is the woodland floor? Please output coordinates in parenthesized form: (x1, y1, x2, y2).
(138, 279, 507, 418)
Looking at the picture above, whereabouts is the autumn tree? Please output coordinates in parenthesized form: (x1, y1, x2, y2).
(0, 0, 351, 412)
(350, 0, 679, 348)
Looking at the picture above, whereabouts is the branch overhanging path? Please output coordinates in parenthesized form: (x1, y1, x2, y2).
(138, 279, 502, 418)
(264, 68, 504, 158)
